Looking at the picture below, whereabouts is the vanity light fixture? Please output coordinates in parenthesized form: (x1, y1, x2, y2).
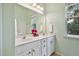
(32, 3, 44, 11)
(37, 5, 44, 11)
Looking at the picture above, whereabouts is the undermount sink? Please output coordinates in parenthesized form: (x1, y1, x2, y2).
(17, 36, 32, 41)
(22, 36, 32, 40)
(16, 34, 40, 42)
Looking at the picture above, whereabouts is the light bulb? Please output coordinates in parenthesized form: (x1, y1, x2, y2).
(40, 7, 44, 11)
(32, 3, 37, 7)
(37, 5, 41, 9)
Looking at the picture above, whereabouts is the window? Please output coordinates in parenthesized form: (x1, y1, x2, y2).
(65, 3, 79, 35)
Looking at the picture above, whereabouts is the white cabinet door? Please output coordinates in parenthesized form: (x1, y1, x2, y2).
(16, 52, 26, 56)
(16, 49, 32, 56)
(15, 40, 41, 56)
(32, 46, 41, 56)
(41, 39, 47, 56)
(47, 36, 55, 56)
(15, 44, 26, 56)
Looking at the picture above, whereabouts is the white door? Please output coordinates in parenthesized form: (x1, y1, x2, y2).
(32, 46, 41, 56)
(47, 37, 55, 56)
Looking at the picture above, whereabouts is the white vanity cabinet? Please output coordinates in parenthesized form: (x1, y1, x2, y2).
(15, 40, 41, 56)
(47, 36, 55, 56)
(15, 35, 56, 56)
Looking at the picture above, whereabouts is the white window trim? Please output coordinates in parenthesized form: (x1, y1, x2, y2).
(64, 34, 79, 39)
(65, 21, 79, 39)
(65, 3, 79, 39)
(64, 19, 79, 39)
(64, 15, 79, 39)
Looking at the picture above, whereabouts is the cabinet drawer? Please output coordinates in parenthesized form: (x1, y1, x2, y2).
(32, 46, 41, 56)
(15, 40, 41, 55)
(24, 40, 41, 50)
(15, 44, 26, 54)
(16, 51, 26, 56)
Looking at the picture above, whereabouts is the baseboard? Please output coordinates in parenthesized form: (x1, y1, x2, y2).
(54, 51, 64, 56)
(50, 52, 55, 56)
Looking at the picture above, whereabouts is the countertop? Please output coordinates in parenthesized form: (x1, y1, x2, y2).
(15, 33, 56, 46)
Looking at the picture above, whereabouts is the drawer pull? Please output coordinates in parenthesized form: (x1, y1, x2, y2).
(50, 41, 53, 43)
(32, 49, 35, 52)
(43, 40, 45, 43)
(43, 45, 45, 47)
(28, 51, 32, 56)
(28, 52, 31, 54)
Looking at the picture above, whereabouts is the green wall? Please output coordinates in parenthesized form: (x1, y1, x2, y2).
(46, 3, 79, 56)
(0, 3, 2, 56)
(2, 3, 15, 56)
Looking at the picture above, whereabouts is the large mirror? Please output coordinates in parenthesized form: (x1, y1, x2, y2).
(15, 3, 45, 37)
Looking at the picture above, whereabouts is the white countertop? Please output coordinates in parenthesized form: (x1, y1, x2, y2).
(15, 33, 55, 46)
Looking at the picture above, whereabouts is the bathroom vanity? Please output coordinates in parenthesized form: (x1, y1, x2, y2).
(15, 3, 56, 56)
(15, 34, 56, 56)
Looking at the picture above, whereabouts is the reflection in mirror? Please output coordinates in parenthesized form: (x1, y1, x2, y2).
(15, 3, 45, 37)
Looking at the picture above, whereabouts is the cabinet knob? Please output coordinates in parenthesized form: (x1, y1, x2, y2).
(28, 51, 32, 56)
(28, 51, 31, 54)
(43, 45, 45, 47)
(43, 40, 45, 43)
(32, 49, 35, 52)
(50, 41, 53, 43)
